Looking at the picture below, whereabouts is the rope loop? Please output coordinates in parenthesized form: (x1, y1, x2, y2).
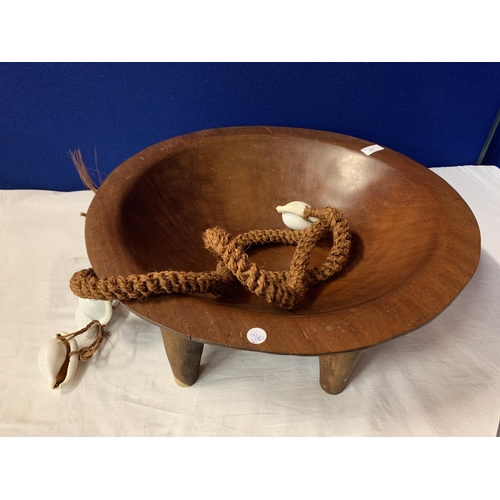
(57, 320, 109, 362)
(70, 206, 351, 310)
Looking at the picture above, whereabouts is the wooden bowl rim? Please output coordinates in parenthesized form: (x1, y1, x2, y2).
(84, 126, 481, 355)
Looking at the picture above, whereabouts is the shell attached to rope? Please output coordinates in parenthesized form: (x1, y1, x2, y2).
(276, 201, 319, 230)
(75, 298, 113, 329)
(37, 335, 79, 389)
(38, 300, 113, 390)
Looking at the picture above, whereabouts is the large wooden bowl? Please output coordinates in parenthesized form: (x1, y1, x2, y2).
(84, 127, 480, 390)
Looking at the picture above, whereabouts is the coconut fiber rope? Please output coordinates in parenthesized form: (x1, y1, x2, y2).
(70, 206, 351, 311)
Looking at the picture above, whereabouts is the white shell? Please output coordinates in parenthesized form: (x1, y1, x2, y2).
(276, 201, 319, 230)
(37, 335, 79, 389)
(75, 298, 113, 328)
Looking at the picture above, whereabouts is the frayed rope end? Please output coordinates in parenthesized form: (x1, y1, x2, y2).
(69, 149, 103, 193)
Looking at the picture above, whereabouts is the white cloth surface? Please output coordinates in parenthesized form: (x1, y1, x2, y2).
(1, 166, 499, 437)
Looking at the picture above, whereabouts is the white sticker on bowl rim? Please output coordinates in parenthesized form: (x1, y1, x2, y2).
(361, 144, 384, 156)
(247, 328, 267, 344)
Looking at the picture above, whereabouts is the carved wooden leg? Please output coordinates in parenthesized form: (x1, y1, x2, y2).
(319, 350, 362, 394)
(160, 328, 204, 387)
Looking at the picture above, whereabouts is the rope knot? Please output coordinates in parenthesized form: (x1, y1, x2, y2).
(70, 206, 351, 310)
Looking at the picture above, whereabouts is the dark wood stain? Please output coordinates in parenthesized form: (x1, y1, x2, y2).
(85, 127, 481, 359)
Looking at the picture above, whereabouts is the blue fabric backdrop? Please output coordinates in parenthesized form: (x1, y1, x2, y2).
(1, 62, 499, 190)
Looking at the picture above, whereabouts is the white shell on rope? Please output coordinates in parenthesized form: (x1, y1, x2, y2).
(75, 298, 113, 329)
(37, 335, 79, 389)
(276, 201, 319, 230)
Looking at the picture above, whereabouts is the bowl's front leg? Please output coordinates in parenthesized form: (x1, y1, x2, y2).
(319, 350, 362, 395)
(160, 328, 204, 387)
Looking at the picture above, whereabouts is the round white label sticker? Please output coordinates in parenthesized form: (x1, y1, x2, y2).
(247, 327, 267, 344)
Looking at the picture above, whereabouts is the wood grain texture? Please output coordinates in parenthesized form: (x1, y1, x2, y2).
(160, 328, 204, 386)
(84, 127, 481, 356)
(319, 350, 362, 394)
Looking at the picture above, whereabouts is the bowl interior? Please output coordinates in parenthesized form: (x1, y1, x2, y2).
(116, 133, 440, 315)
(85, 128, 480, 354)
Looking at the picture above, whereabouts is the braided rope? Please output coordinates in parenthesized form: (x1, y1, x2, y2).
(57, 320, 109, 362)
(70, 206, 351, 310)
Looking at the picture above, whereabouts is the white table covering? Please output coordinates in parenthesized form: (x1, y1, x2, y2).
(1, 166, 499, 436)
